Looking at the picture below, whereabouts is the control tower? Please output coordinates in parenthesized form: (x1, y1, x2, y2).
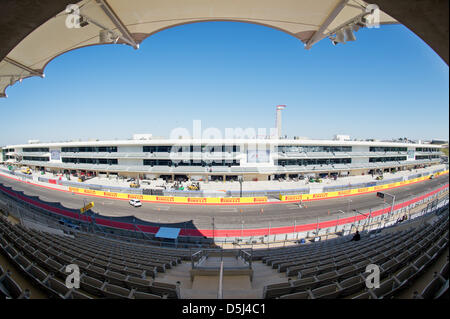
(276, 105, 286, 138)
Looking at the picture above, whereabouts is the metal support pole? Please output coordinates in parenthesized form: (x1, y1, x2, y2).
(212, 217, 215, 240)
(316, 216, 319, 236)
(4, 57, 44, 77)
(335, 216, 340, 233)
(16, 205, 22, 225)
(390, 195, 396, 220)
(305, 0, 350, 49)
(239, 176, 243, 198)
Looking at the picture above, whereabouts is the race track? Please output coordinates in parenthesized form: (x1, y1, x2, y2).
(0, 174, 448, 230)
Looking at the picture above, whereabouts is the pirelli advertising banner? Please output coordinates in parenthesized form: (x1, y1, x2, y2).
(280, 170, 449, 202)
(68, 186, 267, 205)
(66, 170, 447, 205)
(435, 170, 448, 177)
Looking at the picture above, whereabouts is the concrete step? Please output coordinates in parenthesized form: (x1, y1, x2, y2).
(153, 259, 291, 299)
(198, 257, 247, 268)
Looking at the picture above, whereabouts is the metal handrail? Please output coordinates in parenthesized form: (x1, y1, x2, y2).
(191, 249, 205, 268)
(239, 249, 253, 269)
(217, 261, 224, 299)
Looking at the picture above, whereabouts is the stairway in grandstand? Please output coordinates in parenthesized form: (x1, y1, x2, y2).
(0, 207, 449, 299)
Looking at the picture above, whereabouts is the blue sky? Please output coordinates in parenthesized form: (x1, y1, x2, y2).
(0, 21, 448, 146)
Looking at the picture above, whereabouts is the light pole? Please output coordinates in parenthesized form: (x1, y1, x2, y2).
(383, 192, 396, 220)
(352, 209, 365, 231)
(16, 205, 23, 225)
(315, 216, 319, 237)
(212, 217, 215, 241)
(238, 176, 243, 198)
(368, 208, 372, 230)
(335, 216, 340, 233)
(377, 192, 395, 221)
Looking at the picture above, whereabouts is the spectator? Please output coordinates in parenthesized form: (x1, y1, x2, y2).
(350, 230, 360, 242)
(397, 214, 408, 223)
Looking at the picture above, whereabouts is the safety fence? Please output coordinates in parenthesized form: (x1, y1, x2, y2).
(279, 170, 448, 202)
(1, 166, 447, 199)
(0, 168, 448, 206)
(322, 176, 404, 192)
(0, 179, 448, 246)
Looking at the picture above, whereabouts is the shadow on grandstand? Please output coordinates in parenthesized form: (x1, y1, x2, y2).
(0, 183, 217, 249)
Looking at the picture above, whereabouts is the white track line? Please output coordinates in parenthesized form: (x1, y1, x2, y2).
(220, 208, 238, 213)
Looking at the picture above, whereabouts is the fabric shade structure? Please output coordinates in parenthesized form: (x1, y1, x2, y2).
(0, 0, 398, 98)
(155, 227, 181, 240)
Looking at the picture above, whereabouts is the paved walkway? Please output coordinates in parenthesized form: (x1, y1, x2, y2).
(156, 259, 286, 299)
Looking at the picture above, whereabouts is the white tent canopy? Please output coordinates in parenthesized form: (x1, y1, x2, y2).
(0, 0, 397, 98)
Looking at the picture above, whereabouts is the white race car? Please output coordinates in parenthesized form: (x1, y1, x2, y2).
(129, 199, 142, 207)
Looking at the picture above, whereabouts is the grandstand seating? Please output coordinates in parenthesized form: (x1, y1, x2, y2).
(0, 205, 448, 299)
(0, 217, 181, 299)
(0, 264, 31, 299)
(261, 212, 449, 299)
(413, 260, 449, 299)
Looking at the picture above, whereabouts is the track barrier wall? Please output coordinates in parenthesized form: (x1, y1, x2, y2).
(0, 168, 447, 206)
(279, 170, 448, 202)
(0, 177, 448, 241)
(1, 166, 447, 198)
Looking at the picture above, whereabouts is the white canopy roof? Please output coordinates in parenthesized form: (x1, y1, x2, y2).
(0, 0, 397, 97)
(4, 138, 434, 149)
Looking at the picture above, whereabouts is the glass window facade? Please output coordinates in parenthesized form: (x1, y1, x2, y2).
(61, 146, 117, 153)
(277, 146, 352, 153)
(143, 145, 240, 153)
(143, 159, 239, 166)
(62, 158, 118, 165)
(369, 156, 407, 162)
(415, 155, 440, 160)
(143, 146, 171, 152)
(275, 158, 351, 166)
(23, 156, 49, 162)
(369, 147, 407, 152)
(416, 147, 440, 153)
(22, 148, 49, 152)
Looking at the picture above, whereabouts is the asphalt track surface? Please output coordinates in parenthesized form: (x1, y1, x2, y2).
(0, 174, 448, 230)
